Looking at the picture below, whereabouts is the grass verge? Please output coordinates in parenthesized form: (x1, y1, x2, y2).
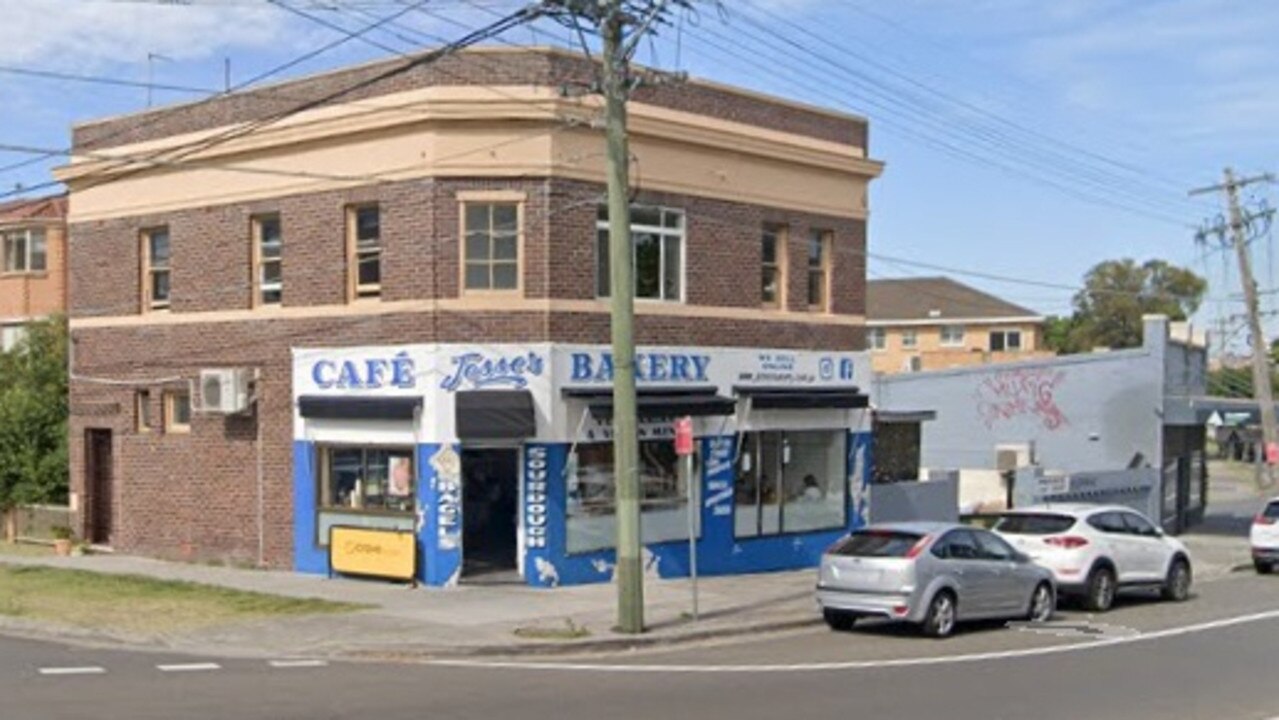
(0, 542, 58, 558)
(0, 564, 367, 634)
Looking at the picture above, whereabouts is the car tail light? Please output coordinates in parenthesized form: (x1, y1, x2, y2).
(1255, 514, 1276, 526)
(891, 605, 909, 617)
(1044, 535, 1089, 549)
(904, 534, 932, 559)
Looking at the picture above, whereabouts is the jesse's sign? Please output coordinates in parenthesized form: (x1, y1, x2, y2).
(312, 352, 416, 390)
(440, 352, 545, 392)
(570, 352, 710, 384)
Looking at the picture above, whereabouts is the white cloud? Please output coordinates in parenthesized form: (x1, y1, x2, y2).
(0, 0, 300, 67)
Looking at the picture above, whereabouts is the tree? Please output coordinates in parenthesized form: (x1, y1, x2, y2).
(0, 316, 68, 512)
(1047, 259, 1207, 353)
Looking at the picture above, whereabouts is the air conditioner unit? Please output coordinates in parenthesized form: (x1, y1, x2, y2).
(198, 369, 251, 414)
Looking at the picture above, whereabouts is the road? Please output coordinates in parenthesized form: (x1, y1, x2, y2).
(4, 569, 1279, 720)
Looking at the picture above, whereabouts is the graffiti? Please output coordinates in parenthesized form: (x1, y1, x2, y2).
(975, 368, 1069, 430)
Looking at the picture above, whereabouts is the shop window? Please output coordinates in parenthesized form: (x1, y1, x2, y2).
(140, 227, 171, 312)
(316, 446, 415, 546)
(463, 202, 521, 292)
(163, 390, 191, 434)
(596, 205, 684, 302)
(251, 214, 282, 306)
(3, 228, 45, 273)
(735, 430, 846, 538)
(761, 224, 787, 308)
(990, 330, 1022, 352)
(348, 205, 381, 300)
(807, 230, 832, 311)
(136, 390, 152, 433)
(567, 438, 695, 554)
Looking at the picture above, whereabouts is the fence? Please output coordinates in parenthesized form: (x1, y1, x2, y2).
(3, 504, 72, 543)
(869, 473, 960, 525)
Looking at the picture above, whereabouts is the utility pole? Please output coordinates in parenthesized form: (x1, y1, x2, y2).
(544, 0, 705, 635)
(1193, 169, 1278, 488)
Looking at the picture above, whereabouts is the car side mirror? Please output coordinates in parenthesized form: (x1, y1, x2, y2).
(1014, 551, 1032, 564)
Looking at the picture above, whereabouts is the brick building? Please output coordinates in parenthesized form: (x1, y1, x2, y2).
(59, 48, 883, 586)
(0, 194, 67, 350)
(867, 277, 1051, 375)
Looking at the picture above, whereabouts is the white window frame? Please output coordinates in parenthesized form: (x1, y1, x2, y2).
(461, 200, 523, 294)
(901, 329, 918, 349)
(596, 205, 685, 303)
(868, 327, 886, 351)
(940, 324, 965, 347)
(3, 228, 47, 274)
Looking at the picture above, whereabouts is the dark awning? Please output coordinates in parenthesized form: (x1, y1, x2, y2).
(298, 396, 421, 421)
(456, 390, 537, 441)
(734, 386, 869, 410)
(875, 410, 938, 424)
(564, 386, 736, 419)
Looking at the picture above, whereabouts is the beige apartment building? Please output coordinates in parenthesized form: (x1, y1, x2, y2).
(0, 195, 67, 351)
(867, 277, 1049, 374)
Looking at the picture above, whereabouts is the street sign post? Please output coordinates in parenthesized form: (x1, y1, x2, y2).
(675, 416, 698, 621)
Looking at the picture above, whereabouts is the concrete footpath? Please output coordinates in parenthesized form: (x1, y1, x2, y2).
(0, 529, 1254, 661)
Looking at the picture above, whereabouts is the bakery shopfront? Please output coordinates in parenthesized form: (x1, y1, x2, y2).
(291, 344, 873, 588)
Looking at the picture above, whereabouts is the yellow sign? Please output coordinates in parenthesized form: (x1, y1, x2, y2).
(329, 526, 416, 582)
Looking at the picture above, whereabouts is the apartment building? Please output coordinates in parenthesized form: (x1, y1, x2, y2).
(0, 195, 67, 350)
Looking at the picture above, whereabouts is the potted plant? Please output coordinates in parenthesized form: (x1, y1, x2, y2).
(51, 526, 74, 556)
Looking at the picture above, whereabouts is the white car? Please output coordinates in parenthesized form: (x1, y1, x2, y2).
(1249, 498, 1279, 574)
(992, 504, 1192, 612)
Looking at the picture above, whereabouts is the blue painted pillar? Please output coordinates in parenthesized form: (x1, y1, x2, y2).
(419, 443, 463, 587)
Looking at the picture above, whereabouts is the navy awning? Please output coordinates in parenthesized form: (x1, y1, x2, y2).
(564, 386, 736, 419)
(456, 390, 537, 441)
(734, 386, 869, 410)
(298, 396, 421, 421)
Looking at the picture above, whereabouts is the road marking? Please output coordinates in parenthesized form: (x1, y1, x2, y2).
(38, 666, 106, 676)
(430, 607, 1279, 674)
(268, 660, 329, 669)
(157, 663, 222, 673)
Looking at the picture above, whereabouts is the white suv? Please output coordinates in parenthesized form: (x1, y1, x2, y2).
(1249, 498, 1279, 573)
(993, 504, 1193, 612)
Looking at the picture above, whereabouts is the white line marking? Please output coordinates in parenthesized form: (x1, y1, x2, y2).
(157, 663, 221, 673)
(38, 666, 106, 676)
(430, 607, 1279, 674)
(268, 660, 329, 669)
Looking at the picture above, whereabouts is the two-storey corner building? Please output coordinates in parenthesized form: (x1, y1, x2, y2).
(58, 47, 884, 588)
(867, 277, 1052, 375)
(0, 195, 67, 350)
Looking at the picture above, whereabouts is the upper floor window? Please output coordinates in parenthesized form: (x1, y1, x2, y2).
(164, 389, 191, 434)
(940, 325, 965, 347)
(463, 202, 520, 292)
(252, 215, 282, 306)
(990, 330, 1022, 352)
(348, 205, 381, 300)
(761, 224, 787, 308)
(597, 205, 684, 302)
(140, 227, 171, 312)
(807, 230, 832, 311)
(868, 327, 886, 351)
(3, 228, 47, 273)
(901, 329, 918, 349)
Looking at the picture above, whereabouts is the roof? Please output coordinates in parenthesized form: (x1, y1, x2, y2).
(0, 194, 67, 224)
(866, 277, 1042, 323)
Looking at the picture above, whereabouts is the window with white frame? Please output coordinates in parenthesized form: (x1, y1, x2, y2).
(990, 330, 1023, 352)
(596, 205, 684, 302)
(868, 327, 886, 351)
(140, 227, 171, 311)
(349, 205, 381, 300)
(901, 329, 918, 349)
(940, 324, 965, 347)
(252, 215, 282, 306)
(2, 228, 46, 273)
(463, 202, 520, 292)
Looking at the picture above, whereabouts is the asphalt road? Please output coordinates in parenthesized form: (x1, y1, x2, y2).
(4, 569, 1279, 720)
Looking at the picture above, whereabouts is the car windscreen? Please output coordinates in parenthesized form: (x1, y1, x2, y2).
(829, 531, 923, 558)
(993, 513, 1077, 535)
(1266, 502, 1279, 520)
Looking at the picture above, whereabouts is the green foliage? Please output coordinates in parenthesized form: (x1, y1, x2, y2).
(1046, 259, 1207, 354)
(0, 317, 69, 510)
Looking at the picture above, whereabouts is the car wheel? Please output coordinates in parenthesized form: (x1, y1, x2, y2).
(1027, 582, 1055, 623)
(1256, 560, 1274, 575)
(922, 591, 957, 638)
(1084, 566, 1116, 612)
(823, 608, 857, 632)
(1161, 558, 1192, 602)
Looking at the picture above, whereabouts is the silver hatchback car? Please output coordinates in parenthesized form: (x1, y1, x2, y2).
(816, 522, 1056, 637)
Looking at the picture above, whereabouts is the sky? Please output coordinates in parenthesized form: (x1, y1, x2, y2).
(0, 0, 1276, 350)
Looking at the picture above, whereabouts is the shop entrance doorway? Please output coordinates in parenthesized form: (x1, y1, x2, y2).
(461, 447, 520, 582)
